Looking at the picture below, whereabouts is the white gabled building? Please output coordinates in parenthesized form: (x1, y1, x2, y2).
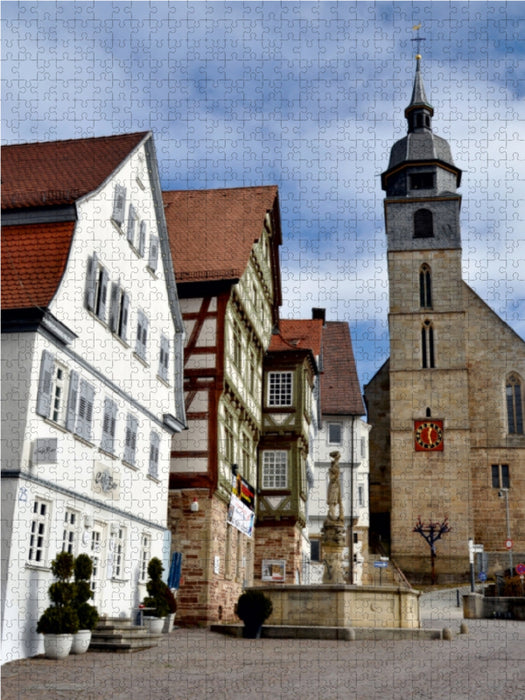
(1, 132, 186, 662)
(308, 317, 370, 585)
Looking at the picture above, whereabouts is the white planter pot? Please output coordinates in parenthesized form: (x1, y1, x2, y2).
(43, 633, 73, 659)
(71, 629, 92, 654)
(163, 613, 175, 633)
(145, 616, 165, 634)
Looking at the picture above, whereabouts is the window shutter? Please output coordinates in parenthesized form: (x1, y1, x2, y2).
(149, 431, 160, 478)
(109, 282, 120, 333)
(127, 205, 136, 245)
(138, 221, 147, 257)
(112, 185, 126, 225)
(85, 252, 98, 311)
(101, 397, 117, 453)
(65, 370, 79, 431)
(97, 267, 109, 322)
(124, 414, 138, 465)
(159, 336, 170, 381)
(76, 380, 95, 441)
(36, 350, 54, 418)
(148, 235, 159, 272)
(136, 311, 148, 360)
(120, 291, 130, 341)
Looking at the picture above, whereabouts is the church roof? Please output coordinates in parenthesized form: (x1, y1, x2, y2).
(163, 186, 282, 290)
(1, 132, 149, 210)
(321, 322, 365, 416)
(405, 56, 433, 116)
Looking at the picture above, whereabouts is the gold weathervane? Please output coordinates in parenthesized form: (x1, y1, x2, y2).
(411, 23, 426, 59)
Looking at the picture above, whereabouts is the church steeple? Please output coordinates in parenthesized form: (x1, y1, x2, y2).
(405, 56, 434, 133)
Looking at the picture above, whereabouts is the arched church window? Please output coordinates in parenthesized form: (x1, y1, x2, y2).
(506, 373, 524, 434)
(421, 320, 435, 369)
(419, 264, 432, 308)
(414, 209, 433, 238)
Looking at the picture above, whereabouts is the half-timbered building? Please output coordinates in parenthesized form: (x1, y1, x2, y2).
(163, 186, 283, 625)
(255, 318, 322, 585)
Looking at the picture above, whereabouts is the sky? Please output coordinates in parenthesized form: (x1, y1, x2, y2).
(2, 0, 524, 390)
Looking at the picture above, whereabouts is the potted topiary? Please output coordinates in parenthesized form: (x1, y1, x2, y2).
(70, 554, 99, 654)
(162, 587, 178, 633)
(236, 589, 273, 639)
(142, 558, 170, 634)
(36, 552, 79, 659)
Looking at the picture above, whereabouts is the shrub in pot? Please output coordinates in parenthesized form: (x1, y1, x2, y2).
(70, 554, 99, 654)
(142, 558, 170, 633)
(36, 552, 79, 659)
(236, 590, 273, 639)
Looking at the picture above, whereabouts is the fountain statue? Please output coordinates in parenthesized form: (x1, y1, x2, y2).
(321, 451, 346, 583)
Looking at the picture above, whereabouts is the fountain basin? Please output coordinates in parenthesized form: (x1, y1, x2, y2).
(254, 584, 421, 629)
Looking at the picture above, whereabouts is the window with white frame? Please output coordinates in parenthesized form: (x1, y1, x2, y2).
(328, 423, 342, 445)
(123, 414, 138, 466)
(28, 498, 50, 564)
(139, 533, 151, 582)
(62, 509, 78, 555)
(360, 436, 366, 457)
(111, 185, 127, 226)
(85, 252, 109, 322)
(268, 372, 293, 406)
(232, 318, 243, 368)
(90, 526, 102, 595)
(112, 526, 126, 579)
(101, 397, 117, 454)
(158, 335, 170, 382)
(262, 451, 288, 489)
(36, 350, 68, 425)
(224, 410, 234, 464)
(135, 310, 149, 361)
(358, 485, 364, 508)
(148, 431, 160, 478)
(109, 283, 130, 342)
(147, 235, 159, 272)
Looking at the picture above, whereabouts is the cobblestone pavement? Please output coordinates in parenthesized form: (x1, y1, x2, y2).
(3, 588, 525, 700)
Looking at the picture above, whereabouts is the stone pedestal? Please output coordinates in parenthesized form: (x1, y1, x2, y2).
(321, 520, 346, 584)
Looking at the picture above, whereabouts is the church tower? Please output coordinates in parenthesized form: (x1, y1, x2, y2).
(380, 53, 473, 579)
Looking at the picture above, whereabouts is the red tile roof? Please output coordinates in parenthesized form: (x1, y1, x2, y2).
(163, 186, 280, 283)
(1, 222, 75, 310)
(321, 321, 365, 415)
(269, 319, 323, 355)
(1, 132, 148, 210)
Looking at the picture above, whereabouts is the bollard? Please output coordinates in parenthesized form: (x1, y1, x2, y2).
(456, 589, 460, 608)
(459, 622, 468, 634)
(442, 627, 453, 641)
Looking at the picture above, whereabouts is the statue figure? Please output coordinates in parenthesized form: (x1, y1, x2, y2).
(327, 450, 343, 522)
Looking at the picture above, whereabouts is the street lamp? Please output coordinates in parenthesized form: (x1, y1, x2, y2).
(498, 488, 513, 573)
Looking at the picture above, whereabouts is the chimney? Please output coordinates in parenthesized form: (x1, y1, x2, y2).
(312, 307, 326, 325)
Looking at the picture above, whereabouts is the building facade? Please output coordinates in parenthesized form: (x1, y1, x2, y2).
(365, 57, 525, 581)
(309, 317, 370, 585)
(255, 318, 322, 586)
(163, 186, 283, 625)
(1, 132, 186, 661)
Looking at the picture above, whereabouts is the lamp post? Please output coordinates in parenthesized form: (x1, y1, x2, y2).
(498, 488, 513, 573)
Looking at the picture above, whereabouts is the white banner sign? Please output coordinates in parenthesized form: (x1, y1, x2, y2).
(227, 494, 255, 537)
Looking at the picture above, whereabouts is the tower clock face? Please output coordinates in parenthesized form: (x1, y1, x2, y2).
(414, 420, 444, 451)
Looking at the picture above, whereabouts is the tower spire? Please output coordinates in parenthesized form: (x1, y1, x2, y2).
(405, 29, 433, 133)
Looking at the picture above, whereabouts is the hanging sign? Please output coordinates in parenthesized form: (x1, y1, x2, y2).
(227, 493, 255, 537)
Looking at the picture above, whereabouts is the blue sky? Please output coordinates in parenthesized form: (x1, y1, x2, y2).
(2, 1, 524, 389)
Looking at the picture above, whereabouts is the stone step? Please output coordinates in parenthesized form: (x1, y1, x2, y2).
(90, 617, 163, 653)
